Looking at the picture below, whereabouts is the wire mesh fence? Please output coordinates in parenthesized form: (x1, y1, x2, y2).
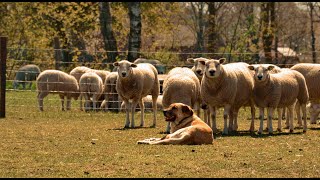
(3, 45, 319, 119)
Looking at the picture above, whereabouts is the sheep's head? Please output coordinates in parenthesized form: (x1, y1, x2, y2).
(248, 65, 274, 82)
(187, 57, 208, 77)
(113, 60, 137, 78)
(204, 58, 226, 78)
(307, 102, 320, 124)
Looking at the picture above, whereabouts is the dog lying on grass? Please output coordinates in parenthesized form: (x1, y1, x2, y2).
(137, 103, 213, 145)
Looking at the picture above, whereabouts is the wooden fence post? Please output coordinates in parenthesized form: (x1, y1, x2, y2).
(0, 37, 7, 118)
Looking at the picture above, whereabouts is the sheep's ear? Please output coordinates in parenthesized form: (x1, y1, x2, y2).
(267, 65, 275, 71)
(113, 62, 119, 67)
(248, 65, 255, 71)
(187, 58, 194, 63)
(199, 59, 206, 65)
(219, 58, 226, 64)
(130, 63, 137, 68)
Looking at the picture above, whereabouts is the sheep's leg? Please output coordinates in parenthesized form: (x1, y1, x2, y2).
(83, 94, 91, 112)
(223, 104, 231, 135)
(66, 96, 71, 110)
(300, 103, 307, 133)
(138, 98, 144, 127)
(288, 104, 295, 133)
(277, 108, 282, 132)
(104, 92, 109, 112)
(204, 109, 211, 127)
(79, 94, 84, 111)
(131, 100, 139, 128)
(38, 92, 48, 111)
(59, 94, 65, 111)
(232, 108, 239, 132)
(282, 107, 286, 120)
(228, 108, 234, 133)
(249, 104, 255, 132)
(258, 107, 264, 134)
(267, 107, 274, 134)
(209, 106, 217, 134)
(151, 95, 158, 128)
(295, 102, 302, 128)
(92, 94, 97, 111)
(124, 100, 130, 128)
(28, 82, 32, 89)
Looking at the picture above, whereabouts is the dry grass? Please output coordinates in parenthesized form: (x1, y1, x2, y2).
(0, 90, 319, 178)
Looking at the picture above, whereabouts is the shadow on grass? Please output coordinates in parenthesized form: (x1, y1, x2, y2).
(107, 126, 156, 131)
(213, 129, 305, 139)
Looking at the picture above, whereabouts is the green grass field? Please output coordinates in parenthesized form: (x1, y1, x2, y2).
(0, 90, 319, 178)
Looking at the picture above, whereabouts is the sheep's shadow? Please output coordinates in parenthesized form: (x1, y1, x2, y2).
(213, 129, 305, 139)
(107, 126, 156, 131)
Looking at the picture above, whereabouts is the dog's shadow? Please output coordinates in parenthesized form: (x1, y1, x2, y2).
(107, 126, 156, 131)
(213, 129, 305, 139)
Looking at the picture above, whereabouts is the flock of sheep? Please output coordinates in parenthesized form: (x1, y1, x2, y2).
(13, 57, 320, 135)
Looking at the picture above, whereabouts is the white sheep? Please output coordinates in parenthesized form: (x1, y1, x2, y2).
(13, 64, 41, 89)
(201, 58, 255, 135)
(187, 57, 212, 126)
(79, 71, 104, 111)
(290, 63, 320, 124)
(248, 65, 309, 134)
(36, 70, 80, 111)
(307, 102, 320, 124)
(69, 66, 93, 110)
(162, 67, 201, 133)
(100, 72, 122, 112)
(113, 60, 160, 128)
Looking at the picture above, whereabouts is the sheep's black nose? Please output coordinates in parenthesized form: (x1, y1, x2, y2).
(196, 70, 202, 75)
(121, 72, 126, 77)
(257, 75, 263, 80)
(209, 70, 215, 76)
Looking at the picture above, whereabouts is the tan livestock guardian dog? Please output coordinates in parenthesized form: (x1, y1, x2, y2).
(137, 103, 213, 145)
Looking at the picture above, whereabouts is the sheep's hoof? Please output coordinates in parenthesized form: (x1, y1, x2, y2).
(258, 131, 262, 135)
(277, 128, 282, 132)
(149, 124, 156, 128)
(303, 129, 307, 133)
(289, 129, 294, 133)
(310, 121, 317, 124)
(268, 131, 273, 135)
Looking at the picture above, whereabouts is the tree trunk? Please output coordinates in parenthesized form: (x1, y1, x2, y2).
(260, 2, 275, 64)
(309, 3, 316, 63)
(99, 2, 119, 70)
(127, 2, 141, 62)
(207, 2, 217, 56)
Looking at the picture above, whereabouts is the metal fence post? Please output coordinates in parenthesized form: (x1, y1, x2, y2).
(0, 37, 7, 118)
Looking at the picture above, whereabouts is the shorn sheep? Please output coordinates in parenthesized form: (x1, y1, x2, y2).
(101, 72, 121, 112)
(36, 70, 80, 111)
(201, 58, 255, 135)
(70, 66, 93, 110)
(162, 67, 201, 133)
(248, 65, 309, 134)
(113, 60, 160, 128)
(79, 71, 104, 111)
(187, 57, 211, 125)
(290, 63, 320, 124)
(13, 64, 41, 89)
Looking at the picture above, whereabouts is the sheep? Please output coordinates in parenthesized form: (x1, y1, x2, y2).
(307, 102, 320, 124)
(90, 69, 110, 84)
(36, 70, 80, 111)
(162, 67, 201, 133)
(100, 72, 122, 112)
(120, 95, 163, 112)
(187, 57, 211, 125)
(247, 65, 309, 134)
(290, 63, 320, 124)
(69, 66, 93, 110)
(113, 60, 160, 128)
(134, 58, 166, 74)
(13, 64, 41, 89)
(79, 71, 104, 111)
(201, 58, 255, 135)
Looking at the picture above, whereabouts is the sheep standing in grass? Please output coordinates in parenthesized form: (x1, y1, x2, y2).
(13, 64, 41, 89)
(100, 72, 121, 112)
(79, 72, 104, 111)
(120, 95, 163, 112)
(201, 58, 255, 135)
(114, 60, 160, 128)
(36, 70, 80, 111)
(187, 57, 210, 125)
(70, 66, 93, 110)
(162, 67, 201, 133)
(248, 65, 309, 134)
(290, 63, 320, 124)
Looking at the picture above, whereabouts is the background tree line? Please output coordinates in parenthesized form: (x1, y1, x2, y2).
(0, 2, 319, 74)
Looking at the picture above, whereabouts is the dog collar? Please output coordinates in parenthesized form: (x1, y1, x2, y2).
(174, 115, 192, 126)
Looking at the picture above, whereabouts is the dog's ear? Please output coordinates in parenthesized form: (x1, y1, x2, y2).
(181, 104, 193, 116)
